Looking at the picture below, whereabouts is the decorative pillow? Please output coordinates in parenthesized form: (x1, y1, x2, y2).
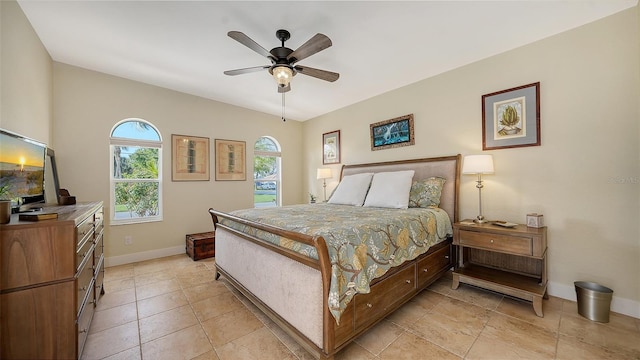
(363, 170, 415, 209)
(408, 177, 446, 208)
(328, 173, 374, 206)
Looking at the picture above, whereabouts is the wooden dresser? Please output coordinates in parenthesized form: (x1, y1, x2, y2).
(1, 201, 105, 359)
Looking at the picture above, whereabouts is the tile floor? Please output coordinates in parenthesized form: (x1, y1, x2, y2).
(81, 254, 640, 360)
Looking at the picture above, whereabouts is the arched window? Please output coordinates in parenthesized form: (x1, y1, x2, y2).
(109, 119, 162, 224)
(254, 136, 281, 208)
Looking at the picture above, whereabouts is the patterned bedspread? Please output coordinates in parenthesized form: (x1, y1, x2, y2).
(219, 203, 452, 323)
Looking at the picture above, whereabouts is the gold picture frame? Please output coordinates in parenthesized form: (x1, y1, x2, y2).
(370, 114, 415, 151)
(171, 134, 210, 181)
(215, 139, 246, 181)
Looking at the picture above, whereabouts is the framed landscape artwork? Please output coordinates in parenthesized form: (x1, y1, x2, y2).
(215, 139, 246, 181)
(171, 134, 210, 181)
(370, 114, 415, 151)
(323, 130, 341, 164)
(482, 82, 540, 150)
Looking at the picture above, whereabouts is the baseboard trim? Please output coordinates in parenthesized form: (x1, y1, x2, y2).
(105, 245, 185, 267)
(548, 281, 640, 319)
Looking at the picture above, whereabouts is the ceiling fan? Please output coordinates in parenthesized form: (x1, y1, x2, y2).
(224, 29, 339, 93)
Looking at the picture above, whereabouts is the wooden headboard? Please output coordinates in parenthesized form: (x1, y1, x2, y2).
(339, 155, 461, 223)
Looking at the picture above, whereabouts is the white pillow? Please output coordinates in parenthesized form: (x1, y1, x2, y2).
(328, 173, 374, 206)
(363, 170, 415, 209)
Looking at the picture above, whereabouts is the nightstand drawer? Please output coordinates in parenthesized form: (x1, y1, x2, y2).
(458, 230, 532, 256)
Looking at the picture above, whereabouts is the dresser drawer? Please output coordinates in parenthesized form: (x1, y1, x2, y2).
(76, 217, 94, 250)
(354, 263, 415, 330)
(94, 256, 105, 303)
(94, 208, 104, 235)
(77, 259, 94, 316)
(94, 232, 104, 264)
(458, 230, 532, 256)
(77, 281, 95, 359)
(417, 245, 451, 288)
(76, 233, 94, 272)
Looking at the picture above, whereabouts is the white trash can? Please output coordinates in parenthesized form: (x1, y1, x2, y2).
(574, 281, 613, 323)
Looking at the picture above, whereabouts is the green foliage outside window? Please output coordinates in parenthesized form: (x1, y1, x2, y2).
(114, 146, 159, 217)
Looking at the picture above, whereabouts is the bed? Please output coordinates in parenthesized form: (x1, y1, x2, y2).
(208, 155, 460, 359)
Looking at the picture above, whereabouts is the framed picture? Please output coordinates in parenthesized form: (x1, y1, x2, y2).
(215, 139, 246, 181)
(323, 130, 341, 164)
(171, 134, 210, 181)
(370, 114, 415, 151)
(482, 82, 540, 150)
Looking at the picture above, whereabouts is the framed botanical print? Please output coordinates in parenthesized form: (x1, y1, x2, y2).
(171, 134, 210, 181)
(215, 139, 246, 181)
(482, 82, 541, 150)
(323, 130, 341, 164)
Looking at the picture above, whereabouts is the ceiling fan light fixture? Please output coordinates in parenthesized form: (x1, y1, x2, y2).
(273, 66, 293, 87)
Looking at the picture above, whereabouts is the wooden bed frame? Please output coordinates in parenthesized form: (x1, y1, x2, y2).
(209, 155, 461, 359)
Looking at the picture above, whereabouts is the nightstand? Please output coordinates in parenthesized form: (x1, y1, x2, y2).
(452, 220, 548, 317)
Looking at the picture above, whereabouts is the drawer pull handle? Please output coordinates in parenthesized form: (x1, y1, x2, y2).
(80, 286, 87, 291)
(367, 303, 372, 308)
(444, 255, 450, 259)
(423, 268, 429, 272)
(490, 239, 494, 243)
(405, 279, 411, 284)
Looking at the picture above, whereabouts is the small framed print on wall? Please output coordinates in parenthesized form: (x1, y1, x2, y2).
(370, 114, 415, 151)
(171, 134, 210, 181)
(215, 139, 246, 181)
(482, 82, 540, 150)
(323, 130, 341, 164)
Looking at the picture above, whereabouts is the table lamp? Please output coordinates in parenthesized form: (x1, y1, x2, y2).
(462, 155, 494, 223)
(316, 168, 332, 202)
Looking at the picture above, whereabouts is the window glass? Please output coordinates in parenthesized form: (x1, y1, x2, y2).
(110, 119, 162, 224)
(254, 137, 281, 208)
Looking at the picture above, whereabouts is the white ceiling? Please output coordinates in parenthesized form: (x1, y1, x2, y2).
(18, 0, 637, 121)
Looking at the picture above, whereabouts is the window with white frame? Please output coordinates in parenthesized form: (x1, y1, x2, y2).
(110, 119, 162, 224)
(254, 136, 281, 208)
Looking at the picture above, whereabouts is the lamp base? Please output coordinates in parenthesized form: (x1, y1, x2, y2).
(474, 216, 489, 224)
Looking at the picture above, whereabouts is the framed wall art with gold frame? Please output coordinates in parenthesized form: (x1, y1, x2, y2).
(171, 134, 210, 181)
(215, 139, 246, 181)
(370, 114, 415, 151)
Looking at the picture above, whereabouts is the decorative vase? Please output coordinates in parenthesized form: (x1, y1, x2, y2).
(0, 200, 11, 224)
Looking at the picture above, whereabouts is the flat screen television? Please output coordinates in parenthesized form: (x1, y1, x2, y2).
(0, 129, 47, 212)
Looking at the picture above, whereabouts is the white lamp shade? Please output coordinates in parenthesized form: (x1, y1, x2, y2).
(317, 168, 332, 179)
(462, 155, 494, 174)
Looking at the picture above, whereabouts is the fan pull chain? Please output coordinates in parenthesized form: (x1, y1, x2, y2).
(281, 93, 286, 122)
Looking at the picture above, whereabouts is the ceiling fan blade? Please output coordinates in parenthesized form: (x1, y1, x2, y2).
(294, 65, 339, 82)
(278, 84, 291, 93)
(224, 65, 270, 76)
(228, 31, 272, 59)
(287, 33, 332, 63)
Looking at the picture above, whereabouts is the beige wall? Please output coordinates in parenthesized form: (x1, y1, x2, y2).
(4, 0, 639, 317)
(303, 7, 640, 316)
(0, 0, 52, 143)
(53, 63, 303, 262)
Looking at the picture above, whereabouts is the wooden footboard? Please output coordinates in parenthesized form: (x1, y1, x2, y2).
(210, 210, 453, 359)
(208, 154, 460, 359)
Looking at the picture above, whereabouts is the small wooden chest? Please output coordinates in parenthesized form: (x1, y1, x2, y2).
(186, 231, 215, 261)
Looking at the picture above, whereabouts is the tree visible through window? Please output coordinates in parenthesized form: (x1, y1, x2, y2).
(110, 119, 162, 224)
(254, 137, 281, 208)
